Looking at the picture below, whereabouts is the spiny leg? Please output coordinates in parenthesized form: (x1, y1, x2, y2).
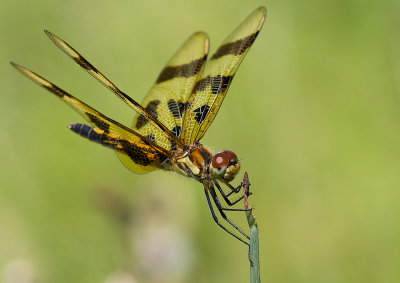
(208, 186, 250, 240)
(214, 181, 248, 206)
(224, 181, 244, 197)
(204, 188, 249, 246)
(224, 180, 253, 198)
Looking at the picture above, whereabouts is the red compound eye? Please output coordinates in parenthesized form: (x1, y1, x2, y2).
(211, 152, 229, 169)
(223, 150, 238, 162)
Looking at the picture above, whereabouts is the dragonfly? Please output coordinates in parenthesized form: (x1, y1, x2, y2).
(11, 6, 266, 246)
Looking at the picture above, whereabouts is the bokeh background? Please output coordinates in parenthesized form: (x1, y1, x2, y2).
(1, 0, 400, 282)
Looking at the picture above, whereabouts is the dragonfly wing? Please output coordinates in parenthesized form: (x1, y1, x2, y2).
(182, 7, 266, 144)
(132, 32, 209, 149)
(11, 62, 169, 174)
(44, 30, 185, 149)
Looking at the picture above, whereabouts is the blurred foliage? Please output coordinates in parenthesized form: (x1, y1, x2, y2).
(1, 0, 400, 282)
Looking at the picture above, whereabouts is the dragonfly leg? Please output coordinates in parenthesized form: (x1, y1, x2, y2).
(204, 187, 250, 246)
(224, 181, 242, 197)
(215, 181, 252, 207)
(208, 186, 250, 240)
(224, 180, 252, 198)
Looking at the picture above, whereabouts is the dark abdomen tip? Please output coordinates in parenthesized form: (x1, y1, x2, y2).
(69, 123, 107, 145)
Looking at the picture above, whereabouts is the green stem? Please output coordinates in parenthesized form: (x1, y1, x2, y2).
(243, 172, 260, 283)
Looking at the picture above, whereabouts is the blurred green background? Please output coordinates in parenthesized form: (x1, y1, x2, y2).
(1, 0, 400, 282)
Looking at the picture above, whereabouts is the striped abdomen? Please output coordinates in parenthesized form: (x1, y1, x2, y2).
(69, 123, 114, 148)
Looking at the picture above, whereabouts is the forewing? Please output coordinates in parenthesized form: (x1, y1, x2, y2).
(182, 7, 266, 144)
(43, 30, 185, 150)
(132, 32, 209, 149)
(11, 63, 169, 174)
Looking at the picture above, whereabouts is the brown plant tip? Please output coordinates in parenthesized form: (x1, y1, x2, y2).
(243, 172, 251, 210)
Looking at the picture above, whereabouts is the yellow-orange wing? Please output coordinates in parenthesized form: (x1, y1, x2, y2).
(181, 7, 266, 145)
(11, 63, 169, 174)
(43, 30, 185, 151)
(132, 32, 209, 149)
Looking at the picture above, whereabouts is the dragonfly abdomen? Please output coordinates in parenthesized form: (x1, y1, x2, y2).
(69, 123, 114, 149)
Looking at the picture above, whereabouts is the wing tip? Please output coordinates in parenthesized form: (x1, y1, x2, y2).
(10, 61, 29, 75)
(10, 61, 18, 68)
(10, 61, 27, 76)
(193, 32, 210, 55)
(256, 6, 267, 16)
(192, 31, 208, 38)
(189, 31, 210, 46)
(44, 29, 59, 43)
(255, 6, 267, 30)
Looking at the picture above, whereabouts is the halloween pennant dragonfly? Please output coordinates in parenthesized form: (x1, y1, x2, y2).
(11, 7, 266, 246)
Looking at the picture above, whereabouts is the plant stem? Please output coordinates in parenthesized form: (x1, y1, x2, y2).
(243, 172, 260, 283)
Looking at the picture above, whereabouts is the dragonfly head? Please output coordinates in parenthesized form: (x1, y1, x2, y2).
(210, 150, 240, 182)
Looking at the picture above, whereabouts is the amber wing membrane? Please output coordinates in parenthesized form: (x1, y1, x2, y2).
(132, 32, 209, 149)
(181, 7, 266, 145)
(43, 30, 184, 150)
(11, 63, 169, 174)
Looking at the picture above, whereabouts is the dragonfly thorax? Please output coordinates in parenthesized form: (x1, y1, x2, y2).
(169, 145, 240, 183)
